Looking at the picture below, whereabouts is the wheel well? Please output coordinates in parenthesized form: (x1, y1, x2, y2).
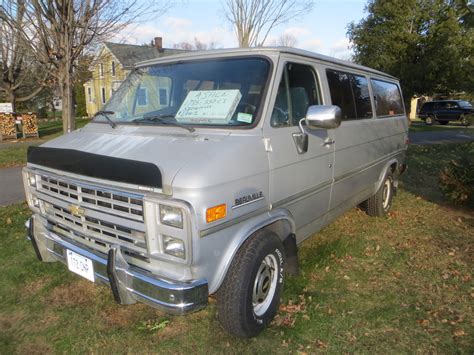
(263, 220, 298, 276)
(390, 162, 397, 173)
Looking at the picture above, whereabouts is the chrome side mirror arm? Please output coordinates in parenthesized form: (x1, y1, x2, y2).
(293, 118, 308, 154)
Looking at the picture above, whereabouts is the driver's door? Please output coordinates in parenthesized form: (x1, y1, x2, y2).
(264, 60, 334, 242)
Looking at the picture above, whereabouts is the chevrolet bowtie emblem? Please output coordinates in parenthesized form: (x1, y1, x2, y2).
(69, 205, 85, 217)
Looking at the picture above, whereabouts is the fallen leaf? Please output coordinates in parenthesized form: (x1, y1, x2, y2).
(453, 329, 466, 337)
(6, 217, 12, 224)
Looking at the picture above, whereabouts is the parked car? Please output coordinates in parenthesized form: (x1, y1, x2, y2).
(23, 47, 408, 338)
(418, 100, 473, 126)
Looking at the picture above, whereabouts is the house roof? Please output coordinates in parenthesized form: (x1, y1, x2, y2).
(103, 42, 187, 69)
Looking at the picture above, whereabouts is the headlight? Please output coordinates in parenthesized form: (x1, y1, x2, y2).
(163, 235, 185, 259)
(159, 204, 183, 228)
(27, 171, 37, 187)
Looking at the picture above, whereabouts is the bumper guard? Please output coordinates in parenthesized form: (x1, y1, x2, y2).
(27, 216, 208, 314)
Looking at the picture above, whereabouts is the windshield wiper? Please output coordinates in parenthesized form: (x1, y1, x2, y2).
(132, 114, 195, 133)
(94, 110, 116, 129)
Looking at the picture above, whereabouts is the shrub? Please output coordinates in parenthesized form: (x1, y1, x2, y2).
(439, 154, 474, 206)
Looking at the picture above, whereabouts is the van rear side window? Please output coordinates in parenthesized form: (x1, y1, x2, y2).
(371, 79, 404, 117)
(326, 69, 372, 120)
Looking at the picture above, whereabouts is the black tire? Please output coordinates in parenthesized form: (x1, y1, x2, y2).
(425, 115, 434, 125)
(439, 120, 448, 125)
(365, 172, 394, 217)
(460, 114, 470, 127)
(216, 230, 285, 338)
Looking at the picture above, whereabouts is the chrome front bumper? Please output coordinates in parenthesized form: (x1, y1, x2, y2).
(27, 215, 208, 314)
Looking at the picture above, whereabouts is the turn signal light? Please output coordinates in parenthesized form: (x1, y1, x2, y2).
(206, 204, 227, 223)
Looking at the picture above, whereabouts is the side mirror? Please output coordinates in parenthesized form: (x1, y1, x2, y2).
(305, 105, 342, 130)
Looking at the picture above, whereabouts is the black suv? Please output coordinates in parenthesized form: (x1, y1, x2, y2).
(418, 100, 473, 126)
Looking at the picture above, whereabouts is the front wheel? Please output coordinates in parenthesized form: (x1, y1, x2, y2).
(425, 115, 434, 125)
(364, 172, 394, 217)
(216, 230, 285, 338)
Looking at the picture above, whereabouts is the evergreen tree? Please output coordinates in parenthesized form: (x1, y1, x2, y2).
(348, 0, 474, 107)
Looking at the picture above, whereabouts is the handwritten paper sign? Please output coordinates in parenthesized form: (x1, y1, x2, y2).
(0, 103, 13, 113)
(176, 90, 241, 123)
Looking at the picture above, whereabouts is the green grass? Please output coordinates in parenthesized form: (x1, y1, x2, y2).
(0, 119, 90, 168)
(409, 120, 474, 132)
(1, 143, 473, 353)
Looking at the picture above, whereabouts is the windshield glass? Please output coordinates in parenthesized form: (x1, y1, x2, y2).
(458, 100, 472, 108)
(98, 57, 270, 127)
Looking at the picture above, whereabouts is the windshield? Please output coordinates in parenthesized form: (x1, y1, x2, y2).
(458, 100, 473, 108)
(98, 57, 271, 128)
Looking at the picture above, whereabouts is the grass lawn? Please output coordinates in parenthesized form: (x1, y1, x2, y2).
(0, 119, 90, 168)
(409, 118, 474, 132)
(0, 143, 473, 353)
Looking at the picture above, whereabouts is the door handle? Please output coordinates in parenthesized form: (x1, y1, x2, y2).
(322, 138, 335, 147)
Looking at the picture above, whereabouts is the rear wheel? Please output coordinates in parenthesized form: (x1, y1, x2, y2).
(460, 114, 470, 127)
(425, 115, 434, 125)
(363, 172, 394, 217)
(216, 230, 285, 338)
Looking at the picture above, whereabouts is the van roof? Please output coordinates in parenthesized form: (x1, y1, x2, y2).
(135, 47, 398, 81)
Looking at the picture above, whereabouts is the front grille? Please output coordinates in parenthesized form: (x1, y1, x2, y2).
(32, 170, 150, 265)
(44, 201, 149, 263)
(37, 174, 144, 222)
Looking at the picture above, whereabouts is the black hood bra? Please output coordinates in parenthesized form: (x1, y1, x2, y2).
(27, 146, 162, 189)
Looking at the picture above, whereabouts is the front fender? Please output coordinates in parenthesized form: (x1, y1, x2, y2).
(197, 208, 295, 294)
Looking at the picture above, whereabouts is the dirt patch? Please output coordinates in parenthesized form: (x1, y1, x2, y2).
(100, 303, 150, 329)
(17, 337, 53, 355)
(45, 279, 98, 307)
(21, 277, 51, 299)
(0, 311, 26, 333)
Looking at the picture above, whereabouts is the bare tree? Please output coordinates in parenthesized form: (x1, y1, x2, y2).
(223, 0, 314, 47)
(0, 0, 49, 112)
(275, 32, 298, 47)
(173, 37, 218, 51)
(3, 0, 172, 133)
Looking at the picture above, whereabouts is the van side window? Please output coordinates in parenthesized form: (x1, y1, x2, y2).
(271, 63, 322, 127)
(326, 69, 372, 120)
(371, 79, 404, 117)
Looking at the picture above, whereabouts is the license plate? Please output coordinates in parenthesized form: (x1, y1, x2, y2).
(66, 250, 95, 282)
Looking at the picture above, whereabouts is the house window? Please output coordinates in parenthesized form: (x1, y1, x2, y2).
(159, 88, 167, 105)
(111, 61, 116, 77)
(87, 87, 92, 103)
(137, 87, 148, 106)
(99, 63, 104, 77)
(101, 87, 106, 104)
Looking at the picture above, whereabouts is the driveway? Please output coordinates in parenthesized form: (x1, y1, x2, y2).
(0, 166, 24, 206)
(408, 129, 474, 145)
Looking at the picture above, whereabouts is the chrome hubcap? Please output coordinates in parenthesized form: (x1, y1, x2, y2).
(252, 254, 278, 316)
(382, 179, 391, 210)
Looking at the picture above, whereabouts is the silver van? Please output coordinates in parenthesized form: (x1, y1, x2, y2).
(23, 48, 408, 338)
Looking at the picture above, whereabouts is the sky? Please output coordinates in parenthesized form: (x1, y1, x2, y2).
(117, 0, 368, 59)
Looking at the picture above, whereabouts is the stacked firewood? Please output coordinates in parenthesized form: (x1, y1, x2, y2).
(0, 113, 17, 140)
(21, 113, 39, 138)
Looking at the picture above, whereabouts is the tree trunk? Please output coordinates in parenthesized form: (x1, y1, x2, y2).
(61, 80, 75, 133)
(60, 60, 76, 133)
(8, 91, 17, 113)
(50, 96, 56, 119)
